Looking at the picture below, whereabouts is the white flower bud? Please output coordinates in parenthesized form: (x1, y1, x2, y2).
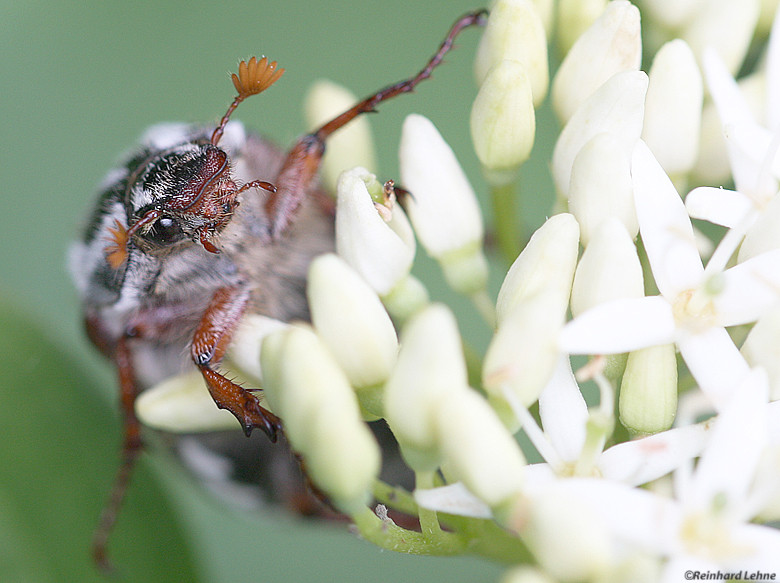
(640, 0, 704, 29)
(260, 326, 356, 449)
(304, 398, 381, 515)
(552, 70, 648, 198)
(568, 133, 638, 245)
(226, 314, 288, 383)
(619, 344, 678, 435)
(552, 0, 641, 123)
(555, 0, 608, 56)
(642, 40, 703, 177)
(571, 219, 644, 317)
(742, 305, 780, 400)
(474, 0, 549, 106)
(435, 387, 525, 508)
(496, 213, 580, 323)
(335, 167, 415, 295)
(383, 304, 469, 471)
(399, 114, 484, 257)
(682, 0, 760, 75)
(260, 325, 380, 513)
(484, 292, 564, 418)
(305, 80, 376, 192)
(399, 114, 489, 296)
(471, 59, 536, 183)
(531, 0, 554, 36)
(307, 254, 398, 390)
(520, 484, 612, 582)
(135, 370, 239, 432)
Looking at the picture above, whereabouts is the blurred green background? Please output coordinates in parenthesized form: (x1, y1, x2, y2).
(0, 1, 555, 581)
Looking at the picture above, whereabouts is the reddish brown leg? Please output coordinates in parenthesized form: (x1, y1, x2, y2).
(267, 9, 488, 237)
(92, 334, 143, 573)
(191, 285, 282, 440)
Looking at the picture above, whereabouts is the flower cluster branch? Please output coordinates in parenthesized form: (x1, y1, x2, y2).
(136, 0, 780, 580)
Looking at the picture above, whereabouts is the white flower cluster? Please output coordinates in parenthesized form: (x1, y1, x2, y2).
(136, 0, 780, 580)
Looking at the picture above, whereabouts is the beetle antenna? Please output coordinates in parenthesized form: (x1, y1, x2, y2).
(211, 56, 285, 145)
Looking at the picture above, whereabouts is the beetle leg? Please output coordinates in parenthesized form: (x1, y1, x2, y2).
(92, 334, 143, 573)
(191, 285, 282, 440)
(267, 9, 487, 237)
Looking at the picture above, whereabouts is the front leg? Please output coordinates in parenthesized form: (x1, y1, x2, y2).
(191, 285, 282, 440)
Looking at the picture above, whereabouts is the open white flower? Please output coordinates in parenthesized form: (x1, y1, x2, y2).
(562, 140, 780, 410)
(568, 369, 780, 576)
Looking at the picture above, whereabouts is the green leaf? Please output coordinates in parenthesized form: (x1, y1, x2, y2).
(0, 301, 200, 583)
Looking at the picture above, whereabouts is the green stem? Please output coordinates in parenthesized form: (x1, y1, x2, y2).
(372, 480, 418, 516)
(351, 507, 466, 556)
(470, 289, 497, 328)
(415, 471, 442, 538)
(490, 180, 522, 265)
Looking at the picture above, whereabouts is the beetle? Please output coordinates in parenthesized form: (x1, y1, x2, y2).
(70, 10, 487, 570)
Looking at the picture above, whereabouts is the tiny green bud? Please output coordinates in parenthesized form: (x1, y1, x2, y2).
(474, 0, 549, 106)
(619, 344, 678, 435)
(471, 59, 536, 182)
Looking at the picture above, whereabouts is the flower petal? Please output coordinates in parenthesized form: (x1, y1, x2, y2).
(702, 47, 767, 194)
(598, 422, 710, 486)
(685, 186, 754, 228)
(538, 355, 588, 463)
(414, 483, 493, 518)
(632, 140, 704, 297)
(685, 368, 768, 511)
(715, 249, 780, 326)
(676, 327, 750, 410)
(560, 296, 676, 355)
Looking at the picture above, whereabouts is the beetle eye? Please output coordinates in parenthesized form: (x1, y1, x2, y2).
(148, 216, 184, 244)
